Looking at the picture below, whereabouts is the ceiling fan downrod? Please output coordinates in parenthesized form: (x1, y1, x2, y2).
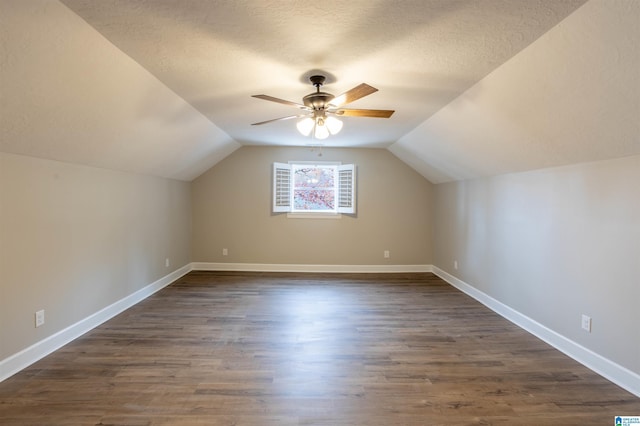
(303, 75, 334, 111)
(309, 75, 325, 90)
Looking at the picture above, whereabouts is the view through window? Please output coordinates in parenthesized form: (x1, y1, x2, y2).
(293, 164, 336, 212)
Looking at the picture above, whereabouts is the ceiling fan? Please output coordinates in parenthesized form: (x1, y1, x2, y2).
(251, 75, 394, 139)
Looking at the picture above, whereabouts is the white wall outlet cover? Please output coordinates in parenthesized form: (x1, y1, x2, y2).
(581, 314, 592, 332)
(35, 310, 45, 327)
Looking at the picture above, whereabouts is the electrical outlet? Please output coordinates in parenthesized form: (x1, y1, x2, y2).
(581, 314, 592, 332)
(383, 250, 390, 258)
(165, 258, 170, 268)
(222, 248, 228, 256)
(35, 310, 45, 328)
(454, 260, 458, 270)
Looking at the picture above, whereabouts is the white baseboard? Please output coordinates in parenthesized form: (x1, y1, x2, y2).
(191, 262, 433, 273)
(15, 263, 634, 398)
(432, 266, 640, 398)
(0, 264, 192, 383)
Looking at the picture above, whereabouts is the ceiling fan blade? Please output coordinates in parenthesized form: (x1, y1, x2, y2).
(251, 114, 308, 126)
(329, 83, 378, 108)
(252, 94, 308, 110)
(335, 109, 395, 118)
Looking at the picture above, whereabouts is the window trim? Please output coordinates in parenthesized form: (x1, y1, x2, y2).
(286, 212, 343, 219)
(272, 161, 356, 216)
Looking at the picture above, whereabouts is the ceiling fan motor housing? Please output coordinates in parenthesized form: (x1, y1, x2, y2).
(303, 92, 335, 110)
(303, 75, 335, 110)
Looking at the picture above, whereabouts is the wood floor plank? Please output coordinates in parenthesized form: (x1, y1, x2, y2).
(0, 271, 638, 425)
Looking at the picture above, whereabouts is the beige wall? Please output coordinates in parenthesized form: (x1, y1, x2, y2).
(0, 153, 192, 359)
(1, 0, 203, 365)
(192, 146, 433, 266)
(433, 154, 640, 375)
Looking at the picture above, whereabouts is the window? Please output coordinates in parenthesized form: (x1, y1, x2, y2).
(273, 162, 356, 215)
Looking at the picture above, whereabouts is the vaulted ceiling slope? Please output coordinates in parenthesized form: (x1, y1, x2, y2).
(0, 0, 239, 181)
(2, 1, 637, 183)
(390, 0, 640, 183)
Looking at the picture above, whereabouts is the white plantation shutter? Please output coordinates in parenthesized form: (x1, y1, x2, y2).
(337, 164, 356, 214)
(273, 162, 291, 212)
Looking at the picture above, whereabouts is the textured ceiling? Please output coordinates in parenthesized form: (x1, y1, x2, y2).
(10, 0, 634, 184)
(58, 0, 587, 149)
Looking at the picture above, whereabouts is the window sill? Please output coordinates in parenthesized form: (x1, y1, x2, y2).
(286, 212, 342, 219)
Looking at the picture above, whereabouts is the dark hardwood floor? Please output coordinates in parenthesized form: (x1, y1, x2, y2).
(1, 271, 638, 425)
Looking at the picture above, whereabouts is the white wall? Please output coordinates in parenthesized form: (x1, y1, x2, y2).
(433, 155, 640, 391)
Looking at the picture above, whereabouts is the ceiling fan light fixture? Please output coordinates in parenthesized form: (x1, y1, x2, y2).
(325, 116, 343, 135)
(314, 122, 330, 140)
(296, 117, 315, 136)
